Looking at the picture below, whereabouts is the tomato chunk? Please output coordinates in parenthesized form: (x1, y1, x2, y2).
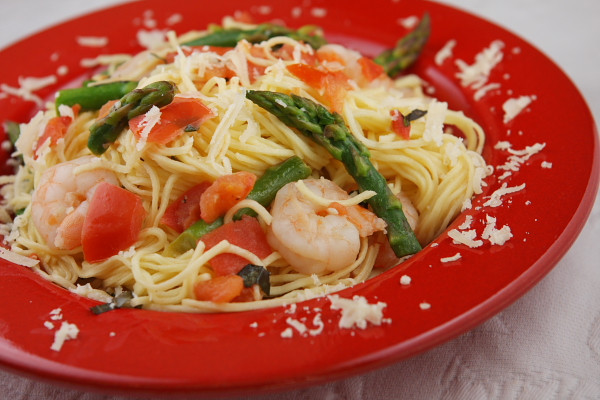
(161, 182, 211, 233)
(390, 109, 411, 140)
(194, 275, 244, 303)
(200, 172, 257, 223)
(358, 56, 385, 82)
(82, 182, 146, 263)
(129, 97, 214, 145)
(200, 216, 272, 276)
(35, 116, 72, 156)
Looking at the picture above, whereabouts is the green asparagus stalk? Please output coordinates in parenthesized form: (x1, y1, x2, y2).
(374, 13, 431, 77)
(246, 90, 421, 257)
(183, 23, 327, 49)
(163, 217, 224, 257)
(164, 156, 313, 256)
(56, 81, 139, 112)
(87, 80, 176, 155)
(233, 156, 311, 220)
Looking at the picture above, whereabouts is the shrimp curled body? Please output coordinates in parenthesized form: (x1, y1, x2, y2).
(267, 178, 384, 275)
(31, 156, 118, 250)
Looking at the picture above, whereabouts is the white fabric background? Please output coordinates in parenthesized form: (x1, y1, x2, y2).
(0, 0, 599, 399)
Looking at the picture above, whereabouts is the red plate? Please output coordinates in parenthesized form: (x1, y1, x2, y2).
(0, 0, 598, 396)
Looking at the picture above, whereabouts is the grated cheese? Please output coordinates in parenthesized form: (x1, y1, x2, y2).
(137, 29, 167, 50)
(50, 321, 80, 352)
(423, 100, 447, 146)
(440, 252, 462, 263)
(400, 275, 412, 285)
(482, 215, 513, 245)
(448, 228, 483, 248)
(328, 294, 387, 329)
(0, 247, 39, 268)
(483, 182, 526, 207)
(76, 36, 109, 48)
(398, 16, 419, 29)
(135, 105, 162, 151)
(502, 95, 535, 123)
(419, 302, 432, 310)
(455, 40, 504, 89)
(434, 39, 456, 66)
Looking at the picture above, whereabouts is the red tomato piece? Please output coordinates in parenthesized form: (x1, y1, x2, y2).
(287, 63, 327, 89)
(390, 109, 411, 140)
(358, 57, 385, 82)
(200, 171, 257, 223)
(194, 275, 244, 303)
(35, 115, 72, 156)
(160, 182, 211, 233)
(82, 182, 146, 263)
(98, 99, 118, 119)
(129, 97, 214, 145)
(200, 216, 272, 276)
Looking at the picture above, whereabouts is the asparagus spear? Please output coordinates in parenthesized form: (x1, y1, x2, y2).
(87, 80, 176, 155)
(374, 13, 431, 77)
(246, 90, 421, 257)
(233, 156, 311, 220)
(163, 156, 312, 256)
(56, 81, 139, 112)
(183, 23, 327, 49)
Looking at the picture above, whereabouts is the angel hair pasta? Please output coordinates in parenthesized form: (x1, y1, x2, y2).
(0, 15, 490, 312)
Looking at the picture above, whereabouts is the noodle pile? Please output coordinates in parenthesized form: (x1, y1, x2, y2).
(0, 18, 490, 312)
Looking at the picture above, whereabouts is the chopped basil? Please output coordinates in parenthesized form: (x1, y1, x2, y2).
(403, 109, 427, 127)
(237, 264, 270, 296)
(90, 290, 134, 315)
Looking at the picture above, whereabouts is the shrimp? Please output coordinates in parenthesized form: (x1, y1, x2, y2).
(31, 156, 118, 250)
(267, 178, 385, 275)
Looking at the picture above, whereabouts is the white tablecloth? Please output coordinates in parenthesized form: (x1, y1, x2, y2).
(1, 0, 599, 398)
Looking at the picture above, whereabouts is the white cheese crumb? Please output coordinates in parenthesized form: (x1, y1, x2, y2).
(249, 322, 258, 328)
(257, 5, 272, 14)
(435, 39, 456, 66)
(69, 283, 113, 303)
(76, 36, 109, 47)
(280, 327, 294, 338)
(49, 308, 63, 321)
(400, 275, 412, 285)
(166, 13, 183, 26)
(448, 229, 483, 248)
(311, 7, 327, 18)
(474, 82, 501, 101)
(502, 95, 535, 123)
(458, 215, 473, 230)
(50, 321, 79, 352)
(461, 198, 472, 212)
(0, 247, 39, 268)
(455, 40, 504, 89)
(541, 161, 553, 169)
(286, 317, 308, 335)
(57, 65, 69, 76)
(135, 105, 162, 150)
(423, 100, 447, 146)
(44, 321, 55, 330)
(109, 332, 116, 337)
(419, 302, 432, 310)
(483, 182, 526, 207)
(328, 295, 387, 329)
(397, 16, 419, 29)
(291, 7, 302, 18)
(308, 314, 325, 336)
(440, 252, 462, 263)
(137, 29, 167, 50)
(482, 215, 513, 245)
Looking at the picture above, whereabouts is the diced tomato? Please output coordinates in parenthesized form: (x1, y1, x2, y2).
(81, 182, 146, 263)
(160, 182, 211, 233)
(200, 216, 272, 276)
(35, 116, 72, 157)
(316, 47, 347, 65)
(287, 63, 350, 113)
(358, 57, 385, 82)
(194, 275, 244, 303)
(232, 286, 261, 302)
(390, 109, 411, 140)
(200, 172, 257, 223)
(129, 97, 214, 145)
(98, 99, 118, 119)
(287, 63, 327, 88)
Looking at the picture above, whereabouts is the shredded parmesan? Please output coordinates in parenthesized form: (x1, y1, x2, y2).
(440, 252, 462, 263)
(328, 295, 387, 329)
(76, 36, 109, 47)
(455, 40, 504, 89)
(423, 100, 447, 146)
(483, 182, 526, 207)
(135, 105, 162, 150)
(0, 247, 39, 267)
(435, 39, 456, 66)
(50, 321, 79, 352)
(502, 95, 535, 123)
(448, 229, 483, 248)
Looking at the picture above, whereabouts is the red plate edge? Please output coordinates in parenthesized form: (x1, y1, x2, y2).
(0, 0, 598, 397)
